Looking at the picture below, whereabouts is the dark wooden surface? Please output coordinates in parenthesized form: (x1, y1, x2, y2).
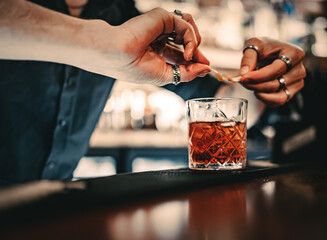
(1, 166, 327, 240)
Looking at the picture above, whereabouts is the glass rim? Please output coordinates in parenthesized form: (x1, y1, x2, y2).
(186, 97, 248, 104)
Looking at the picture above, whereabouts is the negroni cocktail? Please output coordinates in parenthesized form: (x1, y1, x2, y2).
(188, 121, 246, 170)
(187, 98, 248, 170)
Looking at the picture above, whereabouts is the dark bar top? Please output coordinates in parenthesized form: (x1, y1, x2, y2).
(1, 160, 327, 240)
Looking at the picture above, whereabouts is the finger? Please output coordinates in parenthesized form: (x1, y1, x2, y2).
(242, 80, 277, 93)
(242, 63, 306, 92)
(168, 16, 198, 61)
(242, 60, 286, 84)
(254, 79, 304, 107)
(278, 43, 305, 67)
(240, 46, 258, 76)
(172, 18, 198, 61)
(239, 37, 265, 76)
(180, 63, 212, 82)
(160, 45, 210, 65)
(124, 8, 198, 61)
(180, 12, 201, 45)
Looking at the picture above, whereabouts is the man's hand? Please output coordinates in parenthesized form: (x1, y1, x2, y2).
(0, 1, 210, 86)
(107, 8, 211, 85)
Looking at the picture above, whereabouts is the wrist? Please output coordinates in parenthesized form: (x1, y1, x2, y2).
(76, 19, 129, 77)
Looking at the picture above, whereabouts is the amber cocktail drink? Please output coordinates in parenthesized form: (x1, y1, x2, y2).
(187, 98, 248, 170)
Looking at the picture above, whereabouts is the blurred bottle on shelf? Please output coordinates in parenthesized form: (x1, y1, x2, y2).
(97, 83, 186, 133)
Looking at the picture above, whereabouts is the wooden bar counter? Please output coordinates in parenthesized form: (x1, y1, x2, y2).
(1, 162, 327, 240)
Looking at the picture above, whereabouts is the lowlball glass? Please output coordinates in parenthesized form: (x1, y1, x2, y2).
(187, 98, 248, 170)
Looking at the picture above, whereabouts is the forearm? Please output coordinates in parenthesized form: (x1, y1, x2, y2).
(0, 2, 209, 85)
(0, 0, 123, 78)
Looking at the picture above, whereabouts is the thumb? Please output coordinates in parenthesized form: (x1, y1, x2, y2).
(182, 63, 211, 81)
(240, 48, 258, 77)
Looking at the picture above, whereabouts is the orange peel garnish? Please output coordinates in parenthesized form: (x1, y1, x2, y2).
(211, 68, 241, 83)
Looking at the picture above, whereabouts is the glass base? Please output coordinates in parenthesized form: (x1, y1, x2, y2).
(189, 162, 246, 170)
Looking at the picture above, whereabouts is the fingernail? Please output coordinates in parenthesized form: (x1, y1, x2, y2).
(184, 48, 193, 61)
(240, 66, 249, 75)
(231, 76, 242, 82)
(184, 54, 192, 62)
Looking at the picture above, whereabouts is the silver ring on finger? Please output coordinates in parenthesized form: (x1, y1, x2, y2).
(278, 55, 292, 72)
(174, 9, 183, 18)
(278, 76, 286, 91)
(282, 87, 291, 102)
(243, 45, 259, 56)
(172, 64, 181, 85)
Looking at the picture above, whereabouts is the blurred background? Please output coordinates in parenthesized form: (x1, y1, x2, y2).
(73, 0, 327, 179)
